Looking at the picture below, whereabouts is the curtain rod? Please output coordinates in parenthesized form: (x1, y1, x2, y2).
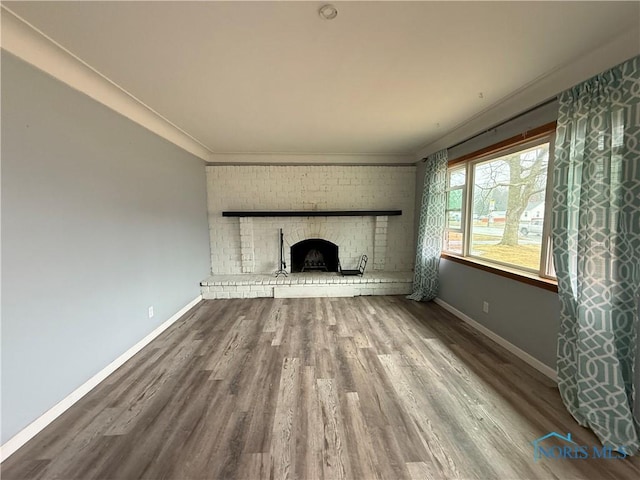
(422, 96, 558, 161)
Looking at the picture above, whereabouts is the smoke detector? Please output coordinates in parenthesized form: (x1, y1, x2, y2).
(319, 4, 338, 20)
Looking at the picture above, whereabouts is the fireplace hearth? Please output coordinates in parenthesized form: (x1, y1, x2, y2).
(291, 239, 339, 273)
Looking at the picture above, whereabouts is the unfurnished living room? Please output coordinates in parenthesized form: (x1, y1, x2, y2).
(1, 1, 640, 479)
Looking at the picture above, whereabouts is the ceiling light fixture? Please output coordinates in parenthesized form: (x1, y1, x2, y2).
(319, 4, 338, 20)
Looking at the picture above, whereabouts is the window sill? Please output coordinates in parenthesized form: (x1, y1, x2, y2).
(440, 252, 558, 292)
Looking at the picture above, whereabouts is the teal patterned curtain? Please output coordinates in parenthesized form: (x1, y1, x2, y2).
(552, 55, 640, 454)
(408, 149, 447, 301)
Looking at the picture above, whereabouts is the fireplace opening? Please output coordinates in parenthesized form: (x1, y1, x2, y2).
(291, 239, 339, 273)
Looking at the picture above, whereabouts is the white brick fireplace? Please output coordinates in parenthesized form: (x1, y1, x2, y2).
(204, 165, 416, 297)
(233, 214, 391, 274)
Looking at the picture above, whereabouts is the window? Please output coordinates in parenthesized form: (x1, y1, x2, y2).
(443, 123, 556, 282)
(444, 167, 465, 254)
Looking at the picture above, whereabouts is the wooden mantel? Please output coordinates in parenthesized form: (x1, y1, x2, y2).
(222, 210, 402, 217)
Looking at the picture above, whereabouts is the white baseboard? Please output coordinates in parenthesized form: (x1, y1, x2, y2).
(0, 295, 203, 463)
(433, 298, 557, 382)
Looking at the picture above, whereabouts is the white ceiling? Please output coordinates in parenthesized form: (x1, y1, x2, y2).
(2, 1, 639, 162)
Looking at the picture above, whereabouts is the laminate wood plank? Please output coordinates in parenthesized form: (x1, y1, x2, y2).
(103, 347, 170, 407)
(337, 354, 412, 479)
(333, 338, 358, 393)
(342, 300, 373, 349)
(377, 353, 464, 479)
(50, 407, 123, 464)
(299, 301, 319, 368)
(57, 434, 125, 480)
(105, 338, 207, 437)
(202, 315, 247, 372)
(241, 352, 282, 454)
(235, 453, 271, 480)
(333, 298, 353, 338)
(270, 303, 290, 347)
(4, 296, 640, 480)
(42, 350, 207, 478)
(406, 461, 437, 480)
(348, 348, 421, 477)
(280, 319, 304, 362)
(322, 297, 338, 326)
(262, 298, 284, 333)
(209, 411, 251, 480)
(297, 366, 323, 480)
(360, 298, 420, 354)
(169, 384, 237, 480)
(0, 458, 50, 480)
(136, 371, 220, 480)
(343, 392, 381, 480)
(84, 361, 212, 480)
(269, 357, 300, 480)
(445, 342, 635, 480)
(20, 403, 117, 466)
(388, 349, 536, 480)
(316, 378, 352, 480)
(233, 332, 280, 411)
(15, 342, 179, 465)
(409, 344, 545, 478)
(313, 304, 336, 380)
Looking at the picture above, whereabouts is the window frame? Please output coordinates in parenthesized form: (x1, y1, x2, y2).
(442, 122, 558, 291)
(443, 166, 466, 256)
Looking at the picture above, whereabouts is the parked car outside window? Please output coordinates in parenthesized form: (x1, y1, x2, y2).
(520, 218, 543, 236)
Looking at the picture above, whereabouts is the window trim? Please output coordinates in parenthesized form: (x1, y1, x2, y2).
(441, 252, 558, 292)
(442, 121, 558, 291)
(444, 166, 466, 255)
(449, 121, 557, 166)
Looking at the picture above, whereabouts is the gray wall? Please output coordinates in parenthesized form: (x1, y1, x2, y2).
(437, 259, 560, 368)
(1, 53, 210, 443)
(416, 101, 561, 370)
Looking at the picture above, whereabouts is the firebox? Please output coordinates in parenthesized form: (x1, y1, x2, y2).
(290, 239, 339, 273)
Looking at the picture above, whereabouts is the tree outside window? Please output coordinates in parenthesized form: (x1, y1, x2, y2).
(442, 130, 555, 279)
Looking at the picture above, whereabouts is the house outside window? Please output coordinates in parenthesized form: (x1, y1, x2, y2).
(443, 123, 556, 282)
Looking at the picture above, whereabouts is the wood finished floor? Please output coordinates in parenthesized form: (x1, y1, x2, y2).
(3, 296, 639, 480)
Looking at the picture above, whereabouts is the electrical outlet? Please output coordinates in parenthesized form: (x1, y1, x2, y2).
(148, 306, 154, 318)
(482, 301, 489, 314)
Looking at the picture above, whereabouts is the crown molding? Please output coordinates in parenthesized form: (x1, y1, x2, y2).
(0, 6, 212, 161)
(207, 152, 416, 165)
(416, 27, 640, 160)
